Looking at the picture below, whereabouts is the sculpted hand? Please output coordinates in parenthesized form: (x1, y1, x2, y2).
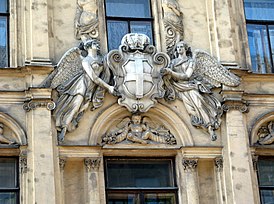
(161, 68, 172, 76)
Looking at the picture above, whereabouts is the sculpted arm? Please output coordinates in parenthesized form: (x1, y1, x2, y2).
(164, 60, 194, 80)
(82, 60, 114, 93)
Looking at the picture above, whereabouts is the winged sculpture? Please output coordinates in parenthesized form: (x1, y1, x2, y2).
(162, 41, 240, 140)
(41, 39, 114, 142)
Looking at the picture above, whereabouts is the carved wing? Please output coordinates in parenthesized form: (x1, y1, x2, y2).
(41, 47, 83, 89)
(192, 50, 240, 87)
(142, 116, 159, 130)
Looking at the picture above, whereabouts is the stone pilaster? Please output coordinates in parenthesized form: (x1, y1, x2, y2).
(24, 88, 57, 204)
(214, 157, 226, 204)
(222, 97, 255, 203)
(19, 149, 28, 204)
(84, 157, 101, 204)
(182, 158, 199, 204)
(25, 0, 51, 65)
(59, 158, 66, 204)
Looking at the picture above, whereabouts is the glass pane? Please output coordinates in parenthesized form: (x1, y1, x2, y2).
(269, 25, 274, 72)
(107, 20, 128, 50)
(107, 193, 139, 204)
(144, 193, 176, 204)
(106, 159, 174, 188)
(0, 192, 17, 204)
(130, 21, 153, 43)
(0, 1, 8, 13)
(260, 190, 274, 204)
(0, 158, 17, 188)
(0, 17, 8, 67)
(244, 0, 274, 20)
(258, 158, 274, 186)
(247, 24, 272, 73)
(106, 0, 151, 18)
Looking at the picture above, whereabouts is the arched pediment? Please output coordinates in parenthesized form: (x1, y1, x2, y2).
(88, 104, 194, 146)
(250, 112, 274, 146)
(0, 112, 27, 145)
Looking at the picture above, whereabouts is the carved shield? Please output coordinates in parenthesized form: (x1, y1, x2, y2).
(122, 54, 154, 99)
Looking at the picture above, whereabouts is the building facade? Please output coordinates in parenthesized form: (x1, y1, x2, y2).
(0, 0, 274, 204)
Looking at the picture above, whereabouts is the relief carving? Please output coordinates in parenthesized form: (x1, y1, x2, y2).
(162, 0, 184, 57)
(102, 114, 176, 145)
(84, 157, 101, 171)
(162, 41, 240, 140)
(75, 0, 99, 41)
(42, 33, 240, 142)
(256, 121, 274, 145)
(182, 159, 198, 172)
(214, 157, 223, 172)
(0, 123, 17, 145)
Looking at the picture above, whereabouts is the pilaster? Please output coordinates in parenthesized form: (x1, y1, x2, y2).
(214, 157, 226, 204)
(84, 157, 102, 204)
(24, 88, 57, 204)
(222, 92, 255, 203)
(182, 158, 199, 204)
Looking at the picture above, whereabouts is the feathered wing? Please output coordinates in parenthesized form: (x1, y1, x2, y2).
(192, 50, 240, 88)
(41, 47, 83, 89)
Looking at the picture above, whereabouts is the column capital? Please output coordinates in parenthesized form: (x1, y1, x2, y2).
(214, 157, 223, 172)
(23, 99, 55, 111)
(252, 155, 259, 171)
(84, 157, 101, 171)
(59, 158, 67, 171)
(182, 158, 198, 172)
(222, 100, 249, 113)
(19, 150, 28, 174)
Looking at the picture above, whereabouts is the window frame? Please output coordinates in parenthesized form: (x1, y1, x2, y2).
(0, 157, 19, 204)
(0, 0, 9, 67)
(243, 1, 274, 73)
(104, 0, 155, 51)
(257, 156, 274, 204)
(104, 157, 178, 204)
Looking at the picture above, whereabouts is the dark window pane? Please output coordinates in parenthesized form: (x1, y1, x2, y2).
(0, 1, 8, 13)
(144, 193, 176, 204)
(106, 160, 174, 188)
(0, 17, 8, 67)
(0, 158, 17, 188)
(258, 159, 274, 186)
(0, 192, 17, 204)
(107, 193, 139, 204)
(130, 21, 153, 43)
(247, 24, 272, 73)
(244, 0, 274, 21)
(106, 0, 151, 18)
(107, 20, 128, 50)
(260, 190, 274, 204)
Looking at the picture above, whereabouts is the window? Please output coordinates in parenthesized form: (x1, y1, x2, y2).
(257, 157, 274, 204)
(105, 0, 154, 51)
(105, 158, 178, 204)
(0, 1, 8, 67)
(0, 158, 19, 204)
(244, 0, 274, 73)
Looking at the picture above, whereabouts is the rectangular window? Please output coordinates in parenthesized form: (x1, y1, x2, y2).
(257, 157, 274, 204)
(0, 1, 9, 67)
(105, 158, 178, 204)
(244, 0, 274, 73)
(105, 0, 153, 51)
(0, 158, 19, 204)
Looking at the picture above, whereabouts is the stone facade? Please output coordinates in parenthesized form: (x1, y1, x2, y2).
(0, 0, 273, 203)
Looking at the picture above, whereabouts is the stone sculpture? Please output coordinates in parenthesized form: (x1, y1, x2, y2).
(257, 121, 274, 145)
(0, 123, 16, 145)
(162, 0, 184, 57)
(102, 114, 176, 145)
(42, 39, 114, 142)
(43, 32, 240, 142)
(162, 41, 240, 140)
(107, 33, 169, 112)
(75, 0, 99, 41)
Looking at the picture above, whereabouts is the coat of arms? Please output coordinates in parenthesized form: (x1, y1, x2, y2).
(107, 33, 170, 112)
